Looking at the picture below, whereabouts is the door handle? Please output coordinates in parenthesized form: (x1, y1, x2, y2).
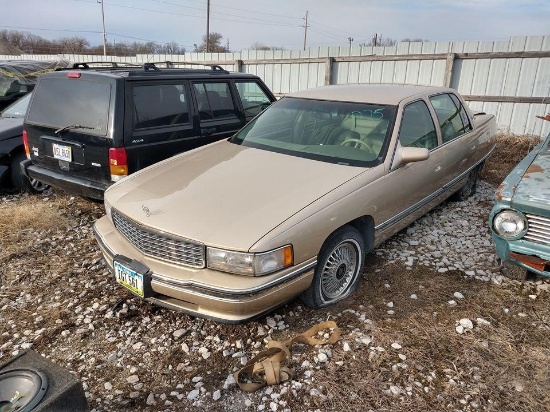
(201, 127, 216, 136)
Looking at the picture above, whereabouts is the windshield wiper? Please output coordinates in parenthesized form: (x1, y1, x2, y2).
(55, 124, 95, 134)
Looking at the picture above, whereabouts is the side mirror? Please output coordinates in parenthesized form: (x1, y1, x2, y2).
(395, 146, 430, 167)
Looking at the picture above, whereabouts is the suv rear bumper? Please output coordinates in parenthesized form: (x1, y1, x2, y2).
(21, 159, 109, 200)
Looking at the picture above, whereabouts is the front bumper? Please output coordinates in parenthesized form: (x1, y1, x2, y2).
(21, 159, 109, 200)
(492, 233, 550, 278)
(93, 216, 315, 323)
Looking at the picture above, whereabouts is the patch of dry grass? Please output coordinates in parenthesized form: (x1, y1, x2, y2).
(481, 133, 543, 186)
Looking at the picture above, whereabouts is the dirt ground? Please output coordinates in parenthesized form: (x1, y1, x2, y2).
(1, 134, 549, 411)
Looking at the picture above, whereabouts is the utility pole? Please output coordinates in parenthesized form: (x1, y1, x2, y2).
(206, 0, 210, 53)
(373, 33, 378, 47)
(303, 11, 308, 51)
(348, 37, 353, 48)
(100, 0, 107, 56)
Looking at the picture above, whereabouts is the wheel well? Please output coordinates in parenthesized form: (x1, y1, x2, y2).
(347, 216, 375, 253)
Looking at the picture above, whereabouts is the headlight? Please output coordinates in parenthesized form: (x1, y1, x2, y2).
(104, 199, 112, 222)
(207, 245, 293, 276)
(493, 210, 526, 238)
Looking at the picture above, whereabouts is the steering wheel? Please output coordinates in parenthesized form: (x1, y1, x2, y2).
(341, 138, 376, 154)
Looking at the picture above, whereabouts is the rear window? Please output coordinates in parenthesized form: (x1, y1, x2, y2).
(26, 77, 111, 136)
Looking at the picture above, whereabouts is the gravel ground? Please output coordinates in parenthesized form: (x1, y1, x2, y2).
(1, 178, 549, 412)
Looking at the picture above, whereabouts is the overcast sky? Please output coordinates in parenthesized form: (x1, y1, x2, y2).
(1, 0, 549, 51)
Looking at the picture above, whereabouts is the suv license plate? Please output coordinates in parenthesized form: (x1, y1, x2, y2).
(114, 260, 144, 297)
(52, 143, 72, 161)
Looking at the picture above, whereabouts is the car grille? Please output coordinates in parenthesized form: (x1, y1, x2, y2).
(112, 209, 205, 268)
(524, 214, 550, 246)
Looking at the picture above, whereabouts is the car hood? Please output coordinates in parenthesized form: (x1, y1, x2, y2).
(510, 146, 550, 214)
(106, 140, 365, 251)
(0, 117, 23, 141)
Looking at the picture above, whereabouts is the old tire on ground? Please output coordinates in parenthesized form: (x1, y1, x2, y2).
(301, 226, 365, 309)
(10, 152, 49, 193)
(450, 166, 478, 201)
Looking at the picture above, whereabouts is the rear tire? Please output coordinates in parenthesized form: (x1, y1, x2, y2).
(450, 166, 478, 201)
(10, 152, 49, 193)
(301, 226, 365, 309)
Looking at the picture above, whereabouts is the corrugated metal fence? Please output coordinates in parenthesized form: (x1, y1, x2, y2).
(2, 35, 550, 137)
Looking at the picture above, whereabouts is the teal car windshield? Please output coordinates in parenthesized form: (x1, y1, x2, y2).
(231, 97, 397, 167)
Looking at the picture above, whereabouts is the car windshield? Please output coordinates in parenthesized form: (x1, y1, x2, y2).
(1, 92, 32, 118)
(231, 97, 396, 167)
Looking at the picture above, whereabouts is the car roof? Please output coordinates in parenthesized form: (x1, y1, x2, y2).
(286, 84, 456, 105)
(48, 62, 260, 80)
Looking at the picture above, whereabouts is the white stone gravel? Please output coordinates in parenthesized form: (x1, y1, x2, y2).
(374, 181, 503, 282)
(2, 180, 549, 412)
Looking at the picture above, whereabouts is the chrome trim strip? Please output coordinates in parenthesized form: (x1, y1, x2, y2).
(93, 223, 115, 261)
(375, 151, 493, 233)
(151, 260, 317, 296)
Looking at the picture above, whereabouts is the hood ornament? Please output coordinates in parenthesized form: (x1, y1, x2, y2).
(142, 205, 151, 217)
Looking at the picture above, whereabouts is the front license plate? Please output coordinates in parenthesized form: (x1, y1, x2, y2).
(52, 143, 72, 161)
(114, 260, 144, 297)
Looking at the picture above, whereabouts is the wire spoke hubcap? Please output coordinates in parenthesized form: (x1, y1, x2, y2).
(320, 241, 359, 300)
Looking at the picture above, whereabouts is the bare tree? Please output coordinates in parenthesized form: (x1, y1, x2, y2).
(250, 42, 284, 51)
(157, 41, 185, 55)
(195, 32, 228, 53)
(58, 36, 90, 53)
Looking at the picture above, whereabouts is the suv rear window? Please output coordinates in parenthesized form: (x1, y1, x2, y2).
(27, 78, 111, 136)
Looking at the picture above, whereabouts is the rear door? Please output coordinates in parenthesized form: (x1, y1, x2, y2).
(428, 93, 477, 184)
(192, 80, 244, 146)
(24, 72, 115, 184)
(124, 80, 199, 172)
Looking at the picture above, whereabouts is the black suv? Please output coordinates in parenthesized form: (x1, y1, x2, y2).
(21, 62, 276, 200)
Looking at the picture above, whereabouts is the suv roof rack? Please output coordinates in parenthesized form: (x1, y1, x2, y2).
(57, 61, 229, 73)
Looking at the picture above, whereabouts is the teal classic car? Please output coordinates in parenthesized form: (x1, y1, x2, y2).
(490, 132, 550, 278)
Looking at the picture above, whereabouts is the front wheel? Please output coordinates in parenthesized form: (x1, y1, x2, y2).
(301, 226, 365, 309)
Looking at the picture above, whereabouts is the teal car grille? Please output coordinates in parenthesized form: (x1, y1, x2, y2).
(524, 214, 550, 245)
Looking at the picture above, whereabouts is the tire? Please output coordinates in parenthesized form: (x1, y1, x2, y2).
(450, 166, 478, 201)
(10, 152, 49, 193)
(301, 226, 365, 309)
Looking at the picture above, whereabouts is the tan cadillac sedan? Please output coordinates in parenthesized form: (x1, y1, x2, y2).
(94, 84, 496, 323)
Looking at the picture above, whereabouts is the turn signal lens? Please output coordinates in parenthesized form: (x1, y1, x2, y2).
(22, 130, 30, 157)
(109, 147, 128, 181)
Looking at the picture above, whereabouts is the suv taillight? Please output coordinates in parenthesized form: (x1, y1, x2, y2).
(22, 130, 30, 158)
(109, 147, 128, 181)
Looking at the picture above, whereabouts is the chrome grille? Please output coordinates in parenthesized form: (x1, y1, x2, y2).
(112, 209, 205, 268)
(525, 214, 550, 246)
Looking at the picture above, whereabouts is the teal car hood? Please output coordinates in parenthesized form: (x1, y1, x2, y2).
(496, 138, 550, 214)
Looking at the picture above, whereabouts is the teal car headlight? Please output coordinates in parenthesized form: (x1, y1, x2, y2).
(206, 245, 293, 276)
(493, 210, 527, 238)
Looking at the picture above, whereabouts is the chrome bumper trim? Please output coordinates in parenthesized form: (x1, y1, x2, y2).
(151, 260, 317, 297)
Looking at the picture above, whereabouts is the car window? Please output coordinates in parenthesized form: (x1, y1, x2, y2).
(429, 93, 472, 143)
(26, 78, 110, 136)
(193, 82, 237, 121)
(1, 92, 32, 118)
(399, 100, 438, 150)
(234, 81, 272, 120)
(231, 97, 397, 167)
(133, 83, 190, 130)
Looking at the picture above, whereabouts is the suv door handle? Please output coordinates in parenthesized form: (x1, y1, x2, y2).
(201, 127, 216, 136)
